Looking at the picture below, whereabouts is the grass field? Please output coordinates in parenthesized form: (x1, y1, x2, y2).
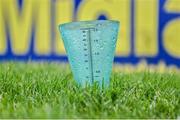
(0, 62, 180, 118)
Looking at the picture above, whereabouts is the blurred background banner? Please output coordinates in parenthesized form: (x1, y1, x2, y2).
(0, 0, 180, 68)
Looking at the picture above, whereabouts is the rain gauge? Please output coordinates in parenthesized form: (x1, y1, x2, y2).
(59, 20, 119, 87)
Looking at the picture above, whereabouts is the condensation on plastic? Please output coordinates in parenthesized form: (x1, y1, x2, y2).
(59, 20, 119, 87)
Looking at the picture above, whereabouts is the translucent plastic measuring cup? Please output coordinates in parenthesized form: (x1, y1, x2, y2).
(59, 20, 119, 87)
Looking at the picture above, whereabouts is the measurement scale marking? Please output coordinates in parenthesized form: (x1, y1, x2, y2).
(81, 27, 95, 83)
(87, 28, 94, 83)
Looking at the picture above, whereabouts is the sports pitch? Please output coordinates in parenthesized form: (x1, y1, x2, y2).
(0, 62, 180, 118)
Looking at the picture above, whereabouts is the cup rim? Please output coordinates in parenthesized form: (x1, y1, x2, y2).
(59, 20, 119, 30)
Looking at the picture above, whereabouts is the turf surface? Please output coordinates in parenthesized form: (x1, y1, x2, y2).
(0, 62, 180, 118)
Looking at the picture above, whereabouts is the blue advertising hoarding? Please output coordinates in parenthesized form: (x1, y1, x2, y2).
(0, 0, 180, 69)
